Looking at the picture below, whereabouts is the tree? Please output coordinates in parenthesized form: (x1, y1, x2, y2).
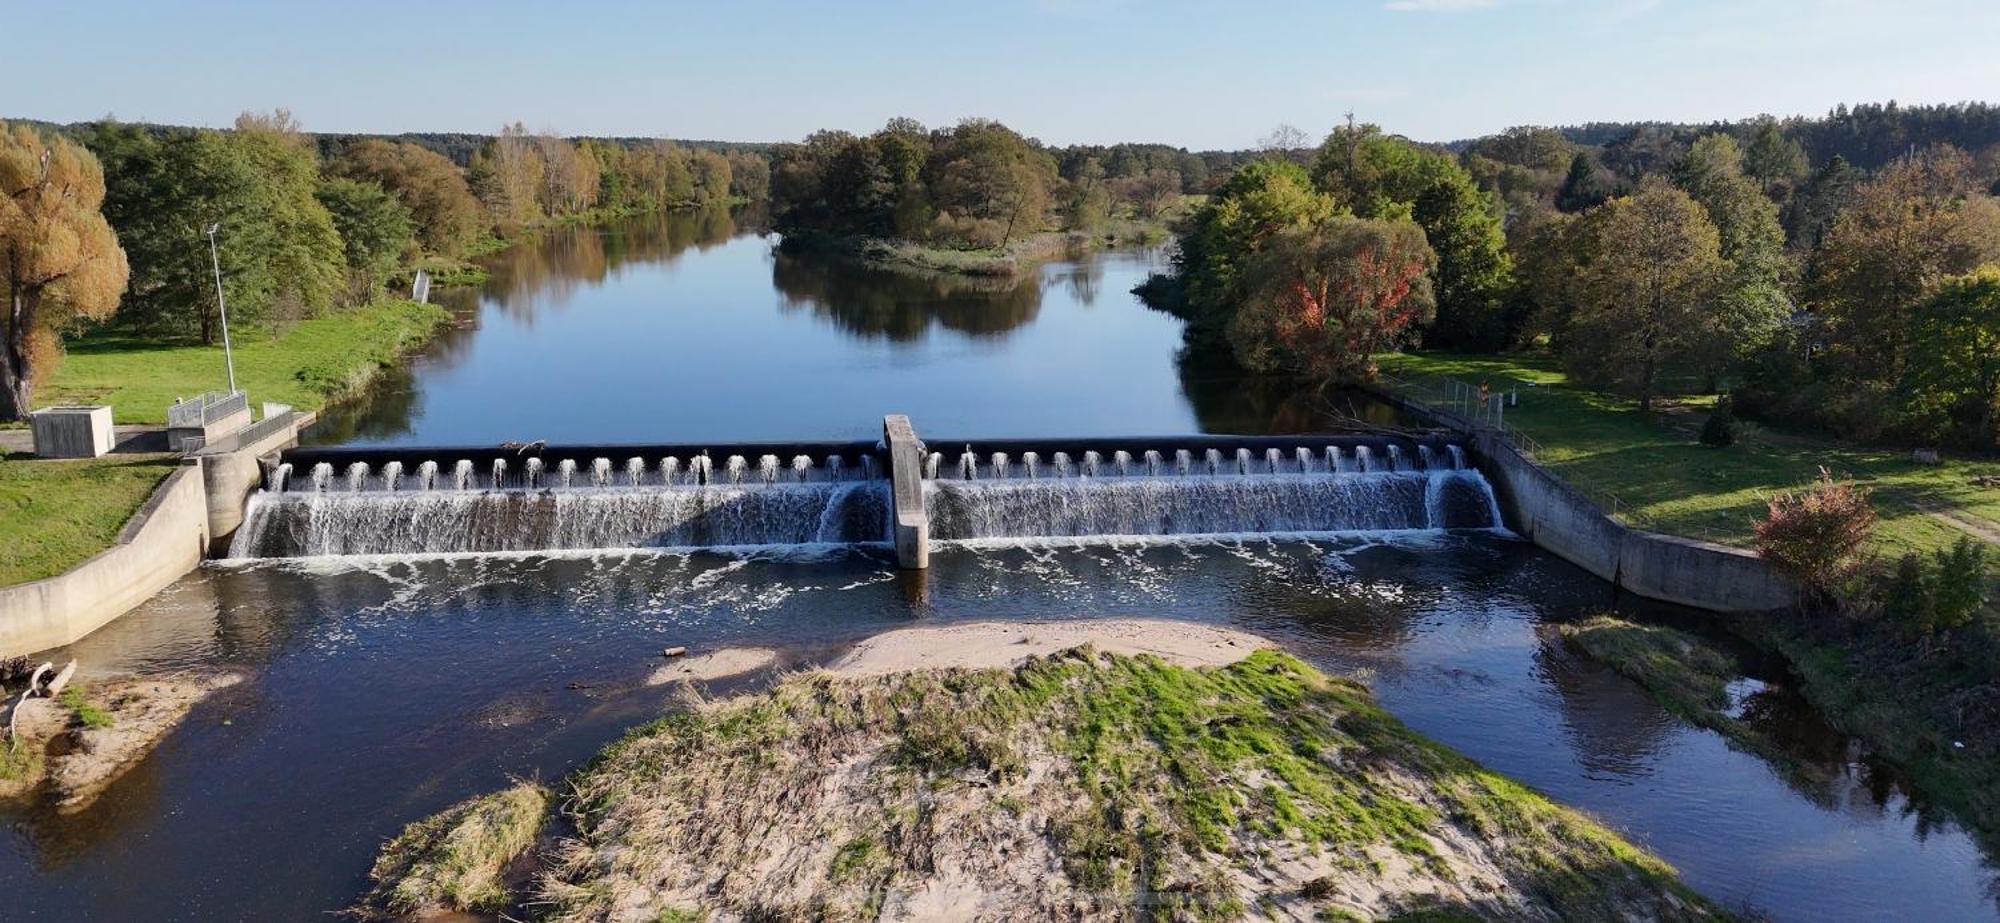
(690, 149, 732, 204)
(1561, 179, 1725, 410)
(926, 120, 1056, 247)
(226, 111, 346, 325)
(1171, 158, 1337, 329)
(1555, 151, 1614, 213)
(1783, 154, 1861, 248)
(316, 177, 414, 305)
(1226, 218, 1435, 382)
(1672, 135, 1791, 386)
(1902, 268, 2000, 447)
(0, 123, 129, 420)
(1311, 122, 1513, 349)
(1809, 146, 2000, 387)
(1743, 116, 1809, 202)
(332, 140, 484, 257)
(1062, 157, 1111, 232)
(1754, 468, 1876, 606)
(469, 123, 544, 234)
(725, 151, 769, 202)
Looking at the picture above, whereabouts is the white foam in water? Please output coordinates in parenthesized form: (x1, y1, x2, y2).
(230, 481, 895, 557)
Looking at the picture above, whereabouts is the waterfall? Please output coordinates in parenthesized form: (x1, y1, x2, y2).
(557, 459, 578, 488)
(658, 457, 679, 486)
(492, 459, 509, 490)
(627, 458, 648, 487)
(1175, 450, 1192, 476)
(829, 455, 849, 482)
(311, 463, 334, 492)
(526, 458, 544, 489)
(1144, 450, 1164, 476)
(1235, 448, 1252, 475)
(346, 463, 370, 492)
(991, 452, 1010, 480)
(1083, 451, 1103, 477)
(418, 461, 439, 491)
(381, 461, 403, 492)
(1387, 445, 1405, 471)
(1053, 452, 1072, 478)
(1355, 446, 1374, 473)
(230, 481, 894, 558)
(454, 460, 475, 490)
(1022, 452, 1042, 480)
(1448, 445, 1468, 469)
(927, 467, 1501, 541)
(1205, 449, 1222, 475)
(273, 463, 294, 493)
(1296, 447, 1315, 473)
(591, 458, 613, 488)
(725, 456, 748, 484)
(959, 452, 978, 480)
(1113, 450, 1133, 476)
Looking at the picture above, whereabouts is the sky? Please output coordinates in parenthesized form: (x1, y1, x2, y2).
(8, 0, 1998, 150)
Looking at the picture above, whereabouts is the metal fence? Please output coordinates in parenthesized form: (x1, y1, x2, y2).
(1376, 371, 1734, 539)
(167, 390, 248, 429)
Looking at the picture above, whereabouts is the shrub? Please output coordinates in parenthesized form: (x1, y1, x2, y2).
(1754, 467, 1876, 605)
(1700, 396, 1739, 447)
(1928, 537, 1989, 635)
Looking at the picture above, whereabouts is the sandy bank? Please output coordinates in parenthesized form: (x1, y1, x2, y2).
(1, 671, 241, 811)
(824, 618, 1267, 676)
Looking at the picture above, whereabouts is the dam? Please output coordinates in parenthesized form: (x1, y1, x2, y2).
(227, 418, 1504, 560)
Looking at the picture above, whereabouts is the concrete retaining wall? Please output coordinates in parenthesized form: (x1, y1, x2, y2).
(0, 464, 209, 655)
(194, 411, 314, 553)
(1473, 431, 1793, 612)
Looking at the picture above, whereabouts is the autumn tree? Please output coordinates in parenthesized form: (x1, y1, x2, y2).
(332, 139, 484, 256)
(1062, 157, 1111, 232)
(1808, 146, 2000, 387)
(0, 123, 129, 420)
(1226, 218, 1436, 382)
(1755, 468, 1876, 607)
(1560, 179, 1724, 410)
(1311, 122, 1513, 349)
(469, 123, 544, 234)
(725, 151, 769, 202)
(690, 149, 733, 204)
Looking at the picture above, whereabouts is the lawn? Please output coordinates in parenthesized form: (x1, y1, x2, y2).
(0, 453, 180, 585)
(1376, 351, 2000, 564)
(39, 299, 451, 425)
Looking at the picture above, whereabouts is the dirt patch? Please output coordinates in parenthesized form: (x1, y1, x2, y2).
(0, 672, 241, 812)
(645, 647, 779, 685)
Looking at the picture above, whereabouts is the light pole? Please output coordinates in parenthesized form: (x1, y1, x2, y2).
(204, 223, 238, 394)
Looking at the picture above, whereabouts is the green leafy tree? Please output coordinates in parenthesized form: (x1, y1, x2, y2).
(1226, 218, 1435, 382)
(1063, 157, 1111, 233)
(229, 111, 346, 325)
(332, 139, 484, 257)
(1556, 151, 1615, 213)
(468, 123, 544, 234)
(1742, 116, 1809, 202)
(1311, 122, 1513, 349)
(316, 177, 415, 305)
(0, 123, 129, 420)
(1902, 268, 2000, 447)
(1672, 134, 1791, 387)
(1171, 158, 1337, 332)
(1561, 179, 1725, 410)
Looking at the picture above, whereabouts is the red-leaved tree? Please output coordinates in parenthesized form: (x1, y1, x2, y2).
(1753, 467, 1877, 606)
(1226, 218, 1435, 383)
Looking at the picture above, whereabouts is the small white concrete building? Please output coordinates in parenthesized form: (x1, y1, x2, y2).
(31, 405, 115, 458)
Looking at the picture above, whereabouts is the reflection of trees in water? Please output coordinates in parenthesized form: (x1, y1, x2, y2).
(769, 250, 1062, 341)
(481, 207, 740, 321)
(1175, 344, 1412, 435)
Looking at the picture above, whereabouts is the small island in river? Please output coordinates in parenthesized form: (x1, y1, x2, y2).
(359, 620, 1718, 922)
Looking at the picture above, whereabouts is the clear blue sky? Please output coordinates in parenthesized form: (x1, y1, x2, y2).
(11, 0, 1998, 149)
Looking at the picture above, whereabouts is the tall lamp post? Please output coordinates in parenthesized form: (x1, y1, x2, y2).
(204, 223, 238, 394)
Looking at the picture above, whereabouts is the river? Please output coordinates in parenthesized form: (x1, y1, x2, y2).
(4, 209, 1994, 921)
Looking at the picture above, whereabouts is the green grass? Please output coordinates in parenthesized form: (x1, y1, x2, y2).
(0, 453, 179, 586)
(540, 649, 1713, 921)
(363, 782, 550, 917)
(1376, 351, 2000, 564)
(58, 684, 115, 729)
(41, 299, 451, 425)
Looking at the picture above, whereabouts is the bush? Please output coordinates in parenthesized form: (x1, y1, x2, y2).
(1754, 467, 1876, 605)
(1879, 538, 1989, 641)
(1700, 396, 1739, 447)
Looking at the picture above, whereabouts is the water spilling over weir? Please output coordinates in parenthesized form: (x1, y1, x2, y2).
(229, 432, 1505, 559)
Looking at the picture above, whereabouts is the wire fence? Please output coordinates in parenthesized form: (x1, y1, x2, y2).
(1376, 372, 1741, 542)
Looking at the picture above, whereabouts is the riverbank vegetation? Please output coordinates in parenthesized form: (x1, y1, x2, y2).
(0, 671, 241, 811)
(1, 113, 763, 422)
(360, 782, 550, 920)
(769, 119, 1203, 277)
(0, 453, 178, 585)
(1558, 616, 1795, 768)
(373, 645, 1716, 921)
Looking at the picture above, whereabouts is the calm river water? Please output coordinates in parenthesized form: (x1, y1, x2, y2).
(4, 210, 1994, 920)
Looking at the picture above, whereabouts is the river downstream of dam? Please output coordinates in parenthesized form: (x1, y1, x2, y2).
(3, 212, 1995, 921)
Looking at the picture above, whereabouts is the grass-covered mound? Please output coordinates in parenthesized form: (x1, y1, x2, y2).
(361, 782, 550, 919)
(502, 648, 1715, 921)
